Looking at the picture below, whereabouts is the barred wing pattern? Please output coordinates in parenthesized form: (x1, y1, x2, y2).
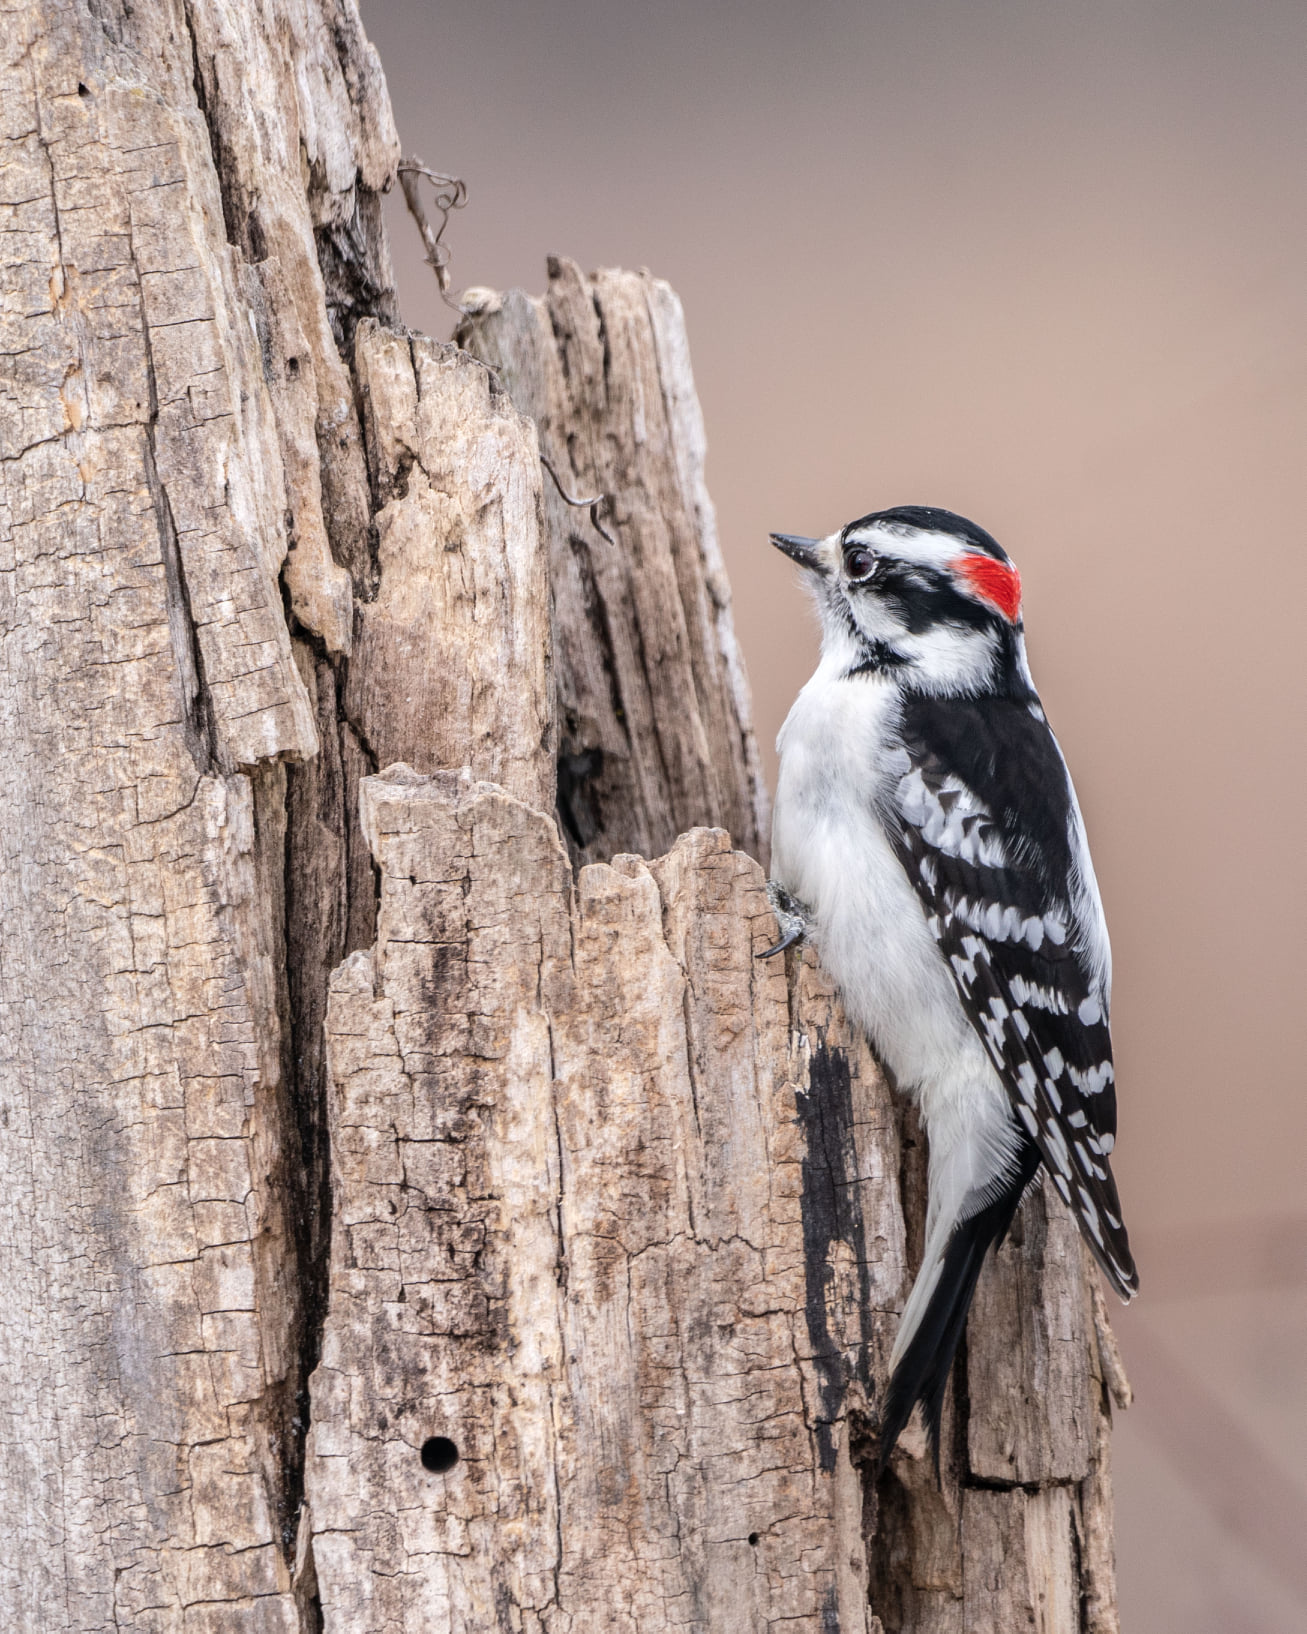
(887, 694, 1138, 1299)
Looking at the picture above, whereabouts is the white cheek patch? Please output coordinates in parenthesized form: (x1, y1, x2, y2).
(895, 623, 1000, 695)
(845, 592, 912, 649)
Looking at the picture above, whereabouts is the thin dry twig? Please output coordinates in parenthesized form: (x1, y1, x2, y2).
(397, 158, 469, 313)
(540, 455, 615, 546)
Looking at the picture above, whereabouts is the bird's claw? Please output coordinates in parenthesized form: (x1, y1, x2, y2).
(758, 882, 814, 959)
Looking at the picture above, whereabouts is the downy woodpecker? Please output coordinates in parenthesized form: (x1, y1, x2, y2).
(765, 505, 1137, 1470)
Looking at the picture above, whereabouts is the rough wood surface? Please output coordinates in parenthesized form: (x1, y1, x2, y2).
(1, 0, 1124, 1619)
(304, 763, 1124, 1634)
(307, 768, 895, 1633)
(348, 322, 551, 810)
(459, 259, 768, 868)
(0, 0, 397, 1623)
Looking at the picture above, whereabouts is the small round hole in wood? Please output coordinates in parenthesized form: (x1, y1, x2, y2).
(420, 1436, 459, 1474)
(748, 1533, 759, 1547)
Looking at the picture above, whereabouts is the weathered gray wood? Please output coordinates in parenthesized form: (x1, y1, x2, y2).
(459, 259, 768, 868)
(966, 1181, 1096, 1485)
(455, 268, 1128, 1632)
(302, 749, 1127, 1633)
(306, 769, 896, 1632)
(0, 0, 395, 1622)
(1, 0, 1125, 1616)
(348, 322, 552, 811)
(962, 1485, 1079, 1634)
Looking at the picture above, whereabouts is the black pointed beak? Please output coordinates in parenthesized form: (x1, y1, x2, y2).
(770, 533, 827, 574)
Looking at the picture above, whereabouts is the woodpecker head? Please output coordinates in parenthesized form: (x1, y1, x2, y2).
(771, 505, 1030, 696)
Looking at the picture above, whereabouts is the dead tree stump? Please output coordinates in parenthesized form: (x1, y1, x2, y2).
(0, 1, 1126, 1628)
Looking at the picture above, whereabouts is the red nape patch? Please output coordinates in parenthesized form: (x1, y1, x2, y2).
(952, 553, 1022, 622)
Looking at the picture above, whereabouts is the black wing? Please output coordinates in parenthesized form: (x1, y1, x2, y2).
(887, 691, 1138, 1299)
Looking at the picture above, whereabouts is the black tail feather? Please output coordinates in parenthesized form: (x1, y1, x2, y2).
(877, 1142, 1041, 1479)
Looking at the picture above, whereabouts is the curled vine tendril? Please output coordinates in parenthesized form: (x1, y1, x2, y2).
(397, 160, 616, 542)
(397, 159, 469, 313)
(540, 456, 615, 546)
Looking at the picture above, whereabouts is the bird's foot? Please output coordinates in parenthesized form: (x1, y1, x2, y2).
(758, 881, 814, 959)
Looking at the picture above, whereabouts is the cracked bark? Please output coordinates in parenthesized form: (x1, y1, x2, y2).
(458, 260, 769, 869)
(2, 0, 1124, 1628)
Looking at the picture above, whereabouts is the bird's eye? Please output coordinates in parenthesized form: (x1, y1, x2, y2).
(844, 546, 876, 582)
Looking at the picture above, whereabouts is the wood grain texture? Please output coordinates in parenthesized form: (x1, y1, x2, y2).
(1, 0, 1126, 1611)
(0, 0, 392, 1625)
(458, 259, 768, 868)
(966, 1180, 1096, 1485)
(348, 322, 552, 811)
(454, 260, 1129, 1631)
(306, 767, 897, 1633)
(303, 763, 1127, 1634)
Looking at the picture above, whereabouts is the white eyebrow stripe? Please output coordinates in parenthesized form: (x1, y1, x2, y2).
(843, 522, 973, 572)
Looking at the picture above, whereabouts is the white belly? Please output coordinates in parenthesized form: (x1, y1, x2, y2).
(772, 661, 1025, 1346)
(771, 668, 1002, 1126)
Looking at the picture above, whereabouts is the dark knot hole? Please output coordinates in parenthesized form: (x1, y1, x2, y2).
(420, 1436, 459, 1474)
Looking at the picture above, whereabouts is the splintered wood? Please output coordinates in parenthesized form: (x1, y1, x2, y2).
(0, 0, 395, 1625)
(460, 261, 768, 868)
(1, 0, 1125, 1620)
(306, 771, 1121, 1634)
(308, 769, 891, 1632)
(347, 324, 552, 811)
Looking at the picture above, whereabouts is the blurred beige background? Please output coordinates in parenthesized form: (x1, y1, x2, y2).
(363, 1, 1307, 1624)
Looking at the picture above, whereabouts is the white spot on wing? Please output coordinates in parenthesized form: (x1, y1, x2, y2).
(1078, 1188, 1105, 1246)
(1075, 1141, 1107, 1180)
(950, 952, 977, 988)
(1068, 1061, 1114, 1096)
(1009, 975, 1070, 1015)
(897, 769, 1007, 868)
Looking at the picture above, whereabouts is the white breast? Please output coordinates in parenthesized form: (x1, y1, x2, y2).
(771, 662, 981, 1095)
(773, 657, 1025, 1293)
